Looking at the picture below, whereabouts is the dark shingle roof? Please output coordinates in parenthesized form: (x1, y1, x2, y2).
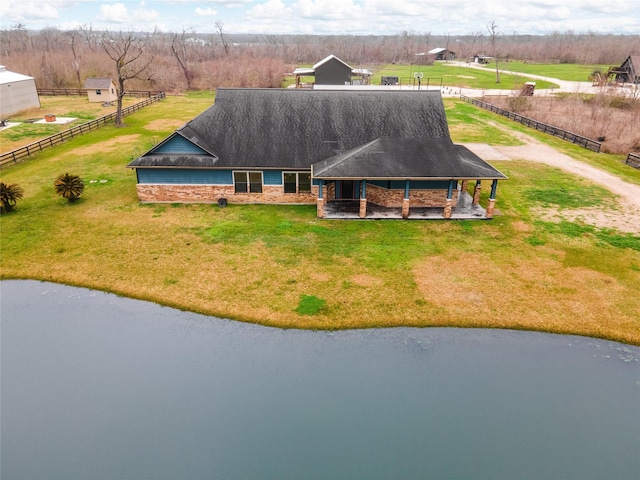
(83, 78, 114, 89)
(312, 139, 506, 179)
(132, 88, 451, 169)
(129, 88, 506, 180)
(128, 154, 218, 168)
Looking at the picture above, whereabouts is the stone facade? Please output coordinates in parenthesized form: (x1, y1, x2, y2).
(359, 198, 367, 218)
(473, 181, 482, 205)
(486, 199, 496, 219)
(325, 182, 336, 201)
(136, 184, 318, 204)
(366, 184, 404, 207)
(365, 183, 458, 208)
(409, 188, 458, 207)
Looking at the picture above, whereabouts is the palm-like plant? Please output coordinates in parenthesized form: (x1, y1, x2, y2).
(0, 182, 24, 213)
(54, 173, 84, 202)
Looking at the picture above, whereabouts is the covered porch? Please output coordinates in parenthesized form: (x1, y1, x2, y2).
(318, 180, 498, 220)
(311, 137, 507, 221)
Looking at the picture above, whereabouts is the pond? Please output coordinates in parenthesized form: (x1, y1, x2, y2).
(1, 280, 639, 479)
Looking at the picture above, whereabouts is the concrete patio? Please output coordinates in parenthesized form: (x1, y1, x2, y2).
(322, 191, 493, 220)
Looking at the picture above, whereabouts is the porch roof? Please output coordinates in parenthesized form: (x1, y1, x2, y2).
(311, 138, 507, 180)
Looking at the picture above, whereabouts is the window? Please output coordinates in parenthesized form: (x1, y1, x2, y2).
(96, 89, 102, 95)
(284, 172, 311, 194)
(234, 171, 262, 194)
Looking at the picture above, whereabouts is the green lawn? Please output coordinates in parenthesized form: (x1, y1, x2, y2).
(1, 95, 141, 153)
(371, 63, 559, 89)
(286, 62, 560, 90)
(1, 94, 639, 345)
(491, 61, 611, 81)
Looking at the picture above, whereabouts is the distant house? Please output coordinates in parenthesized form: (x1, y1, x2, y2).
(0, 65, 40, 118)
(473, 54, 493, 64)
(609, 55, 640, 84)
(428, 48, 456, 61)
(127, 88, 506, 220)
(83, 78, 117, 103)
(293, 55, 372, 88)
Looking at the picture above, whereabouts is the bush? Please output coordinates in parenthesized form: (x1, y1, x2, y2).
(0, 182, 24, 214)
(54, 173, 84, 202)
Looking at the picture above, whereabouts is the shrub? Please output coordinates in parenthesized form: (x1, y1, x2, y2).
(54, 173, 84, 202)
(0, 182, 24, 214)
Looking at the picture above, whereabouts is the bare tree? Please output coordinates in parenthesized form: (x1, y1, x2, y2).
(487, 20, 500, 83)
(79, 24, 98, 51)
(215, 21, 230, 57)
(171, 28, 197, 90)
(67, 30, 82, 86)
(99, 30, 156, 126)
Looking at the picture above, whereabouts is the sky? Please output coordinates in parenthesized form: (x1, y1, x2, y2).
(0, 0, 638, 36)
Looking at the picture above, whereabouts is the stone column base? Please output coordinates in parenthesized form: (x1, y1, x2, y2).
(472, 184, 482, 205)
(402, 198, 410, 219)
(461, 180, 469, 193)
(486, 199, 496, 219)
(317, 198, 324, 218)
(444, 199, 453, 219)
(359, 198, 367, 218)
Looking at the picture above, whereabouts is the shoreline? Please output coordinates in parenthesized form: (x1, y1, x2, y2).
(3, 277, 638, 347)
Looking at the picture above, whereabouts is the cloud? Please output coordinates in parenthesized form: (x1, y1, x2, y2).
(160, 0, 251, 5)
(96, 2, 159, 25)
(97, 3, 130, 23)
(249, 0, 291, 20)
(292, 0, 365, 20)
(195, 7, 218, 16)
(133, 9, 160, 23)
(0, 1, 60, 23)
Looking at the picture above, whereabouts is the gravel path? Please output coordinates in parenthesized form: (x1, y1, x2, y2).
(488, 131, 640, 233)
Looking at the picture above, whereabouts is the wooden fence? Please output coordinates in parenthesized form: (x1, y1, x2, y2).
(1, 93, 165, 168)
(626, 152, 640, 169)
(460, 95, 602, 152)
(37, 88, 163, 98)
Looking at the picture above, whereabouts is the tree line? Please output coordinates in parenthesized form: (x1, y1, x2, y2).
(1, 25, 639, 93)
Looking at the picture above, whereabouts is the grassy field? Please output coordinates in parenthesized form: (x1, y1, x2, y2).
(371, 63, 559, 89)
(1, 96, 141, 153)
(286, 62, 559, 90)
(489, 61, 611, 81)
(1, 93, 639, 345)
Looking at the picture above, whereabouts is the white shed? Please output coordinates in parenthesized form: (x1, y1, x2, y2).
(84, 78, 118, 103)
(0, 66, 40, 118)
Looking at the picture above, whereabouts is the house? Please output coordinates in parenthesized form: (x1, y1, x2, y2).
(428, 48, 456, 61)
(473, 54, 493, 64)
(83, 78, 117, 103)
(293, 55, 372, 88)
(607, 55, 640, 85)
(127, 88, 507, 220)
(0, 65, 40, 118)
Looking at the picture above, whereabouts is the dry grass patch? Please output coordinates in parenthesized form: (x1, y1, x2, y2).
(413, 251, 639, 343)
(68, 134, 142, 156)
(144, 119, 187, 132)
(350, 274, 384, 287)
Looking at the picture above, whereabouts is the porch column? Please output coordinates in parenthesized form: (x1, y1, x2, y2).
(359, 180, 367, 218)
(444, 180, 454, 219)
(402, 180, 410, 219)
(316, 180, 325, 218)
(486, 179, 498, 219)
(472, 180, 482, 205)
(461, 179, 469, 193)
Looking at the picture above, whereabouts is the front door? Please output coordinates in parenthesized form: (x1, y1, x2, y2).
(338, 180, 358, 199)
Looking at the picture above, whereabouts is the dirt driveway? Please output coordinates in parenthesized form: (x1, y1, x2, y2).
(465, 132, 640, 234)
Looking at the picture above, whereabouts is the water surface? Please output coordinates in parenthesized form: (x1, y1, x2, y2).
(2, 280, 639, 479)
